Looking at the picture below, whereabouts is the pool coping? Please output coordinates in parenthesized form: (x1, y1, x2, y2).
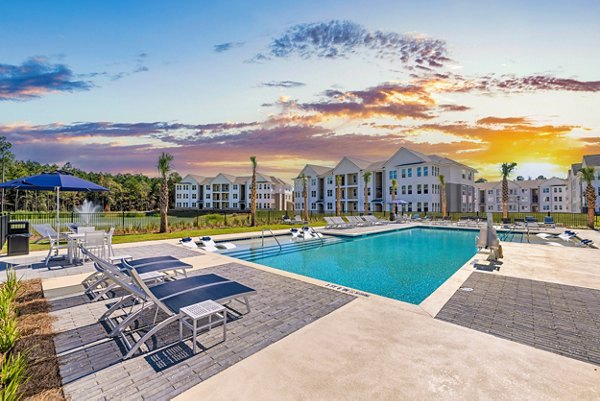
(218, 225, 490, 317)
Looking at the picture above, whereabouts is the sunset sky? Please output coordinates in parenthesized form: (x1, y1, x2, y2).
(1, 0, 599, 181)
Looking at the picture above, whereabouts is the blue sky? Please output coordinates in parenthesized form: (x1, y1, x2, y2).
(0, 0, 599, 179)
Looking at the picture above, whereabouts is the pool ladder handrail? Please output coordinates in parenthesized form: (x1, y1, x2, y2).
(261, 228, 282, 251)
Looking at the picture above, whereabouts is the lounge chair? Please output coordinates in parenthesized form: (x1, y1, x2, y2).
(198, 236, 236, 251)
(410, 213, 421, 222)
(324, 216, 340, 229)
(83, 255, 192, 301)
(292, 215, 305, 224)
(345, 215, 367, 226)
(83, 251, 256, 359)
(362, 215, 388, 225)
(331, 216, 352, 228)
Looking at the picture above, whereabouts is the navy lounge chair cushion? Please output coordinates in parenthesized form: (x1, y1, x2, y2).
(161, 281, 256, 313)
(124, 256, 179, 267)
(121, 260, 192, 275)
(149, 274, 230, 300)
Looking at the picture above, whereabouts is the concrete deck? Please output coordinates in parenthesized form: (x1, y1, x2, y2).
(8, 226, 600, 400)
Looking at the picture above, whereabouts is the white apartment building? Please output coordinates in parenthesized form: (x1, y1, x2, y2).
(567, 154, 600, 213)
(175, 173, 292, 211)
(475, 177, 570, 213)
(294, 147, 477, 214)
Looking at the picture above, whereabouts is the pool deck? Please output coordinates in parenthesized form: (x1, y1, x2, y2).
(4, 226, 600, 400)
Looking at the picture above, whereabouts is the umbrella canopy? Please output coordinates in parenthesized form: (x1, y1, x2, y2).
(0, 171, 108, 192)
(389, 200, 408, 204)
(0, 171, 108, 247)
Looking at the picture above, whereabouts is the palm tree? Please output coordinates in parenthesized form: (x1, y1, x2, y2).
(157, 152, 174, 233)
(362, 171, 372, 214)
(439, 175, 447, 217)
(301, 174, 309, 222)
(579, 167, 597, 229)
(390, 179, 398, 215)
(250, 156, 257, 226)
(500, 162, 518, 219)
(0, 136, 12, 213)
(335, 175, 342, 216)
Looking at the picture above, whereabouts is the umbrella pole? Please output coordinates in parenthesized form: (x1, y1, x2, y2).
(56, 187, 60, 246)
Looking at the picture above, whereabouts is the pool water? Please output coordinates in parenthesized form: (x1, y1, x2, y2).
(226, 228, 478, 304)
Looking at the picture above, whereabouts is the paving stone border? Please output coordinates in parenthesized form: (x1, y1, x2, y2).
(436, 272, 600, 366)
(52, 262, 355, 400)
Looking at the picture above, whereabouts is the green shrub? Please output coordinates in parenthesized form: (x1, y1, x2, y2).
(0, 315, 19, 354)
(1, 270, 21, 303)
(0, 351, 28, 401)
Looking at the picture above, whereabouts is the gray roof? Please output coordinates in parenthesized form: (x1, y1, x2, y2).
(366, 160, 386, 171)
(345, 157, 373, 170)
(571, 163, 582, 174)
(583, 155, 600, 167)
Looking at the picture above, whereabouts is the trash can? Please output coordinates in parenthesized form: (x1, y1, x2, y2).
(7, 221, 30, 256)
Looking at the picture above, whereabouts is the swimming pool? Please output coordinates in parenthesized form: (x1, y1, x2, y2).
(225, 227, 478, 304)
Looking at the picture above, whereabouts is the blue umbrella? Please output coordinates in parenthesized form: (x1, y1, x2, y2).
(0, 171, 108, 241)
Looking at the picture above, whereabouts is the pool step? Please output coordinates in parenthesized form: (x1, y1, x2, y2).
(226, 236, 346, 261)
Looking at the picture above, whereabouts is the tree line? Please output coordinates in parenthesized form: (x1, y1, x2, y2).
(0, 138, 182, 213)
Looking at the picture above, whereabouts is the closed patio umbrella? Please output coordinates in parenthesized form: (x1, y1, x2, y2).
(0, 171, 108, 244)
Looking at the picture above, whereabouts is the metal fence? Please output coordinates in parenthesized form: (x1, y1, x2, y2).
(11, 210, 308, 235)
(0, 214, 9, 248)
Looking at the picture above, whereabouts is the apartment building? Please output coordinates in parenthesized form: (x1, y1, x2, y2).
(475, 177, 570, 213)
(294, 147, 477, 214)
(567, 154, 600, 213)
(175, 173, 292, 211)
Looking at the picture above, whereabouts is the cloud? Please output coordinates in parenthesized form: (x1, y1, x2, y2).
(288, 82, 468, 121)
(259, 80, 306, 88)
(214, 42, 245, 53)
(250, 20, 450, 68)
(477, 116, 530, 125)
(419, 73, 600, 95)
(0, 57, 92, 101)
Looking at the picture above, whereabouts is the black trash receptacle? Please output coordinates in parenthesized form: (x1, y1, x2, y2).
(7, 221, 30, 256)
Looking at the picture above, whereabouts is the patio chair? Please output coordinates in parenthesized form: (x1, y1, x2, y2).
(65, 222, 79, 233)
(363, 215, 387, 225)
(82, 250, 256, 359)
(543, 216, 556, 228)
(81, 231, 106, 261)
(410, 213, 421, 222)
(42, 232, 69, 266)
(32, 223, 68, 244)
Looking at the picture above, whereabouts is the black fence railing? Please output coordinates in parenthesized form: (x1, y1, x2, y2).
(0, 214, 9, 249)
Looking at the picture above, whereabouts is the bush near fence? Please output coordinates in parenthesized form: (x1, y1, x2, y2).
(9, 208, 599, 238)
(10, 209, 329, 236)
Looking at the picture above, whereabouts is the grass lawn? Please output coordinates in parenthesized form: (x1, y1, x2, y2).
(23, 222, 326, 252)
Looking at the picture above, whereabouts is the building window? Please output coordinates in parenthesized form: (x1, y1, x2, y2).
(407, 185, 413, 195)
(311, 179, 316, 186)
(327, 202, 333, 210)
(407, 168, 412, 178)
(401, 185, 406, 195)
(417, 184, 422, 194)
(424, 184, 429, 194)
(327, 176, 333, 185)
(416, 202, 422, 212)
(417, 167, 422, 177)
(233, 194, 238, 199)
(311, 191, 317, 197)
(389, 170, 397, 180)
(327, 190, 333, 197)
(424, 166, 428, 176)
(401, 169, 406, 178)
(311, 203, 316, 209)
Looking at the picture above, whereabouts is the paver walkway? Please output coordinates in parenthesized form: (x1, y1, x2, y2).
(436, 272, 600, 366)
(50, 262, 355, 401)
